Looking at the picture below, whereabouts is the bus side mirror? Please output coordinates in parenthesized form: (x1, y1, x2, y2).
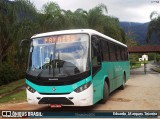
(18, 39, 29, 64)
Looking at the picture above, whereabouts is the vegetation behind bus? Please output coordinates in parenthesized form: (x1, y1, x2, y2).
(0, 0, 128, 85)
(0, 79, 26, 103)
(129, 53, 160, 69)
(0, 0, 159, 86)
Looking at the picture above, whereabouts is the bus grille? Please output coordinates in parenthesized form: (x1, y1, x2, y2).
(38, 97, 74, 105)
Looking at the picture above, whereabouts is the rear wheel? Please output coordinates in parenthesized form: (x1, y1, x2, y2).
(120, 74, 126, 90)
(100, 81, 109, 104)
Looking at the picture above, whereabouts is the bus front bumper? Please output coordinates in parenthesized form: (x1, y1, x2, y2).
(26, 84, 93, 106)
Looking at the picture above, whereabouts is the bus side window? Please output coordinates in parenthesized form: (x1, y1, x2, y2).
(122, 47, 125, 61)
(119, 46, 122, 61)
(116, 45, 121, 61)
(91, 36, 102, 76)
(91, 36, 101, 66)
(92, 44, 98, 66)
(125, 48, 129, 60)
(101, 39, 110, 61)
(109, 42, 116, 61)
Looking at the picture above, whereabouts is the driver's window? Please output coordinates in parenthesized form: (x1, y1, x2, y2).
(92, 44, 98, 66)
(91, 36, 101, 66)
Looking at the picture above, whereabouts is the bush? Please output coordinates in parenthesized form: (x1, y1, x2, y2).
(148, 53, 155, 61)
(0, 62, 19, 86)
(156, 54, 160, 62)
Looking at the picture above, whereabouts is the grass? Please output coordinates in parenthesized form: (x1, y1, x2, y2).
(131, 63, 141, 69)
(0, 90, 26, 103)
(0, 79, 26, 103)
(130, 61, 149, 69)
(130, 62, 141, 69)
(0, 79, 25, 95)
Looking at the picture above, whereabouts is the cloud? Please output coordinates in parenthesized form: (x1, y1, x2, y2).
(29, 0, 160, 23)
(107, 0, 149, 8)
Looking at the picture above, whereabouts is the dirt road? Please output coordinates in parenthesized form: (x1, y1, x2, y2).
(0, 63, 160, 111)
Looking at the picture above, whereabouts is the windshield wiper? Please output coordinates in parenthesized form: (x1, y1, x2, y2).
(49, 53, 52, 75)
(36, 68, 45, 80)
(52, 39, 57, 77)
(58, 52, 61, 74)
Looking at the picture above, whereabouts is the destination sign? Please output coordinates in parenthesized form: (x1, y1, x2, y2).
(37, 35, 77, 44)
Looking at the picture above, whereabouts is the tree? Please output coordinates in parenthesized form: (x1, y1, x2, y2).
(41, 2, 66, 31)
(146, 11, 160, 43)
(72, 9, 88, 28)
(0, 0, 129, 84)
(0, 0, 37, 64)
(88, 4, 107, 32)
(0, 0, 14, 64)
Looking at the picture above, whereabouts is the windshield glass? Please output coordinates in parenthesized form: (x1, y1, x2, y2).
(27, 34, 90, 77)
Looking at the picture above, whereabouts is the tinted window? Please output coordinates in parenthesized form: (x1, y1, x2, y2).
(101, 39, 110, 61)
(91, 36, 102, 66)
(122, 47, 125, 61)
(119, 46, 123, 60)
(116, 45, 121, 61)
(124, 48, 128, 60)
(109, 43, 116, 61)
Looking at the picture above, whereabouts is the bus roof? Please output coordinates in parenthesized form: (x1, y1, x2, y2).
(31, 29, 127, 47)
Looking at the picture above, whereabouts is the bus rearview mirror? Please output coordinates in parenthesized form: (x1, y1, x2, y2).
(18, 39, 29, 64)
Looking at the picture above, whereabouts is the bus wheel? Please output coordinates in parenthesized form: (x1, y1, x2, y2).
(120, 74, 126, 90)
(100, 81, 109, 104)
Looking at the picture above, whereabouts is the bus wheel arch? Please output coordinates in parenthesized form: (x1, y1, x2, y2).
(100, 77, 109, 104)
(105, 77, 110, 93)
(120, 71, 126, 90)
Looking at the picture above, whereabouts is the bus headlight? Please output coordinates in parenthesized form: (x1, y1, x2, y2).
(26, 84, 36, 93)
(74, 82, 91, 93)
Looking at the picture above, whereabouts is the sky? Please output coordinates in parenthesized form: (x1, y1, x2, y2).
(29, 0, 160, 23)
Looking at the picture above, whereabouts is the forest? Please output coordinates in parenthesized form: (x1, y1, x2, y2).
(0, 0, 159, 85)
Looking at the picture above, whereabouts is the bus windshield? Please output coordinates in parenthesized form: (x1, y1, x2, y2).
(27, 34, 90, 77)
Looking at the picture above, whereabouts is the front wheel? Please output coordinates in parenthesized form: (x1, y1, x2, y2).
(100, 81, 109, 104)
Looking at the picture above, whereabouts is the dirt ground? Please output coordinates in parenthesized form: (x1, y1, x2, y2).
(0, 63, 160, 113)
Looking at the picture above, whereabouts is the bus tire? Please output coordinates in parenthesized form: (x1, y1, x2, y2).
(120, 74, 126, 90)
(100, 81, 109, 104)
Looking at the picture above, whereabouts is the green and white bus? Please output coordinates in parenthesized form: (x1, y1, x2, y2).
(19, 29, 130, 107)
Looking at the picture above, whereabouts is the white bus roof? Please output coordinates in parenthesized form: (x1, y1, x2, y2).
(31, 29, 127, 47)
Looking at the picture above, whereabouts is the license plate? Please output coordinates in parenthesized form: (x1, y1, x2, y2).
(50, 104, 62, 108)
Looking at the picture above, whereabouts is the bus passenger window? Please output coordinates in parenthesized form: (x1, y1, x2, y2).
(101, 40, 110, 61)
(109, 43, 116, 61)
(116, 45, 121, 61)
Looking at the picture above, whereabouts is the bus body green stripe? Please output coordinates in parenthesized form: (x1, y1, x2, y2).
(26, 76, 92, 93)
